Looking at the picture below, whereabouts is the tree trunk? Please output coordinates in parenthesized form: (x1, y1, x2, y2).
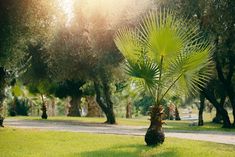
(102, 80, 116, 124)
(51, 98, 56, 116)
(213, 108, 223, 124)
(198, 93, 205, 126)
(86, 96, 103, 117)
(202, 89, 231, 128)
(215, 54, 234, 126)
(126, 102, 132, 118)
(94, 81, 116, 124)
(145, 105, 165, 146)
(212, 95, 225, 124)
(227, 86, 235, 126)
(40, 94, 47, 119)
(67, 96, 81, 117)
(175, 106, 181, 121)
(106, 108, 116, 124)
(224, 47, 235, 126)
(0, 67, 7, 127)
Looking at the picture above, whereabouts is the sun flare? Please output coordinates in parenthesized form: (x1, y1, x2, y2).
(56, 0, 151, 26)
(58, 0, 74, 25)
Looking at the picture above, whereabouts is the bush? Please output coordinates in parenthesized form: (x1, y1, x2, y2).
(8, 98, 30, 116)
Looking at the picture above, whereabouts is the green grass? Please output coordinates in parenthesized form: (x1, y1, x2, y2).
(0, 128, 235, 157)
(8, 115, 235, 132)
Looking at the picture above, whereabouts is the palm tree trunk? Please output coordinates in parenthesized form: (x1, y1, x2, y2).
(126, 102, 132, 118)
(175, 105, 181, 121)
(145, 105, 165, 145)
(51, 98, 55, 117)
(40, 94, 47, 119)
(145, 56, 165, 146)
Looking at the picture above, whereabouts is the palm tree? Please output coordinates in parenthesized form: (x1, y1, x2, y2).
(114, 10, 214, 146)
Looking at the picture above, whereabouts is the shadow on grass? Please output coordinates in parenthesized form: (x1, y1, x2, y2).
(77, 144, 179, 157)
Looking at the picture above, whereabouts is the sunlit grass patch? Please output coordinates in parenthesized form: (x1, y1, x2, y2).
(0, 128, 235, 157)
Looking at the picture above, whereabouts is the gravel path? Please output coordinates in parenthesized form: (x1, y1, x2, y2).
(4, 119, 235, 145)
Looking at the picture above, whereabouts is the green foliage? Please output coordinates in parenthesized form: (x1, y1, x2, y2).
(134, 96, 155, 115)
(126, 60, 159, 94)
(0, 0, 57, 69)
(27, 80, 51, 96)
(8, 98, 30, 116)
(160, 0, 235, 126)
(114, 10, 214, 103)
(11, 85, 24, 97)
(81, 82, 96, 96)
(54, 80, 85, 98)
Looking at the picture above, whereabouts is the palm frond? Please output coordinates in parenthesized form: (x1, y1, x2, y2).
(125, 60, 159, 95)
(114, 9, 215, 102)
(114, 27, 142, 62)
(138, 10, 184, 64)
(166, 41, 214, 96)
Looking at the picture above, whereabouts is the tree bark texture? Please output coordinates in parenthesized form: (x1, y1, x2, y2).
(126, 102, 132, 118)
(145, 105, 165, 146)
(94, 81, 116, 124)
(198, 93, 205, 126)
(202, 89, 231, 128)
(0, 67, 7, 127)
(175, 106, 181, 121)
(212, 95, 225, 124)
(40, 94, 48, 119)
(86, 96, 103, 117)
(67, 96, 81, 117)
(216, 53, 235, 126)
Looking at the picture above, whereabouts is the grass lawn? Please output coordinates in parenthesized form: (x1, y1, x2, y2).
(8, 115, 235, 132)
(0, 128, 235, 157)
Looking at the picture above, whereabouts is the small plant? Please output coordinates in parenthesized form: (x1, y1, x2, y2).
(114, 10, 214, 146)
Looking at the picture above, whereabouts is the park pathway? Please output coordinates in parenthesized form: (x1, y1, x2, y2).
(4, 118, 235, 145)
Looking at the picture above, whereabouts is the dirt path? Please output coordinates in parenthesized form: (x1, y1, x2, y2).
(4, 119, 235, 145)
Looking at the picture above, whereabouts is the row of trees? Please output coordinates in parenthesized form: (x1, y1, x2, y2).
(0, 0, 153, 126)
(158, 0, 235, 128)
(0, 0, 58, 126)
(0, 0, 234, 146)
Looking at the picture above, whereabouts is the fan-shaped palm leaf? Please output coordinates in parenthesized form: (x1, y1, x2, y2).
(114, 10, 214, 104)
(139, 10, 201, 68)
(114, 27, 142, 63)
(125, 60, 159, 95)
(139, 11, 182, 61)
(163, 43, 214, 98)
